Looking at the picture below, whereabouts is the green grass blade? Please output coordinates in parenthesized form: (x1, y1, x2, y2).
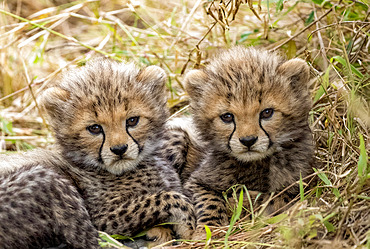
(99, 232, 128, 248)
(224, 188, 243, 247)
(313, 168, 341, 199)
(267, 213, 288, 224)
(243, 186, 255, 222)
(331, 56, 364, 78)
(358, 133, 368, 184)
(313, 65, 331, 102)
(204, 224, 212, 242)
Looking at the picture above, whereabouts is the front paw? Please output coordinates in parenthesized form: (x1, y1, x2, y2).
(191, 225, 224, 241)
(191, 226, 208, 241)
(146, 226, 173, 247)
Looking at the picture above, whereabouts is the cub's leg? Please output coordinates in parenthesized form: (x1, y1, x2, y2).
(185, 181, 229, 240)
(94, 191, 195, 241)
(0, 165, 99, 249)
(227, 190, 297, 216)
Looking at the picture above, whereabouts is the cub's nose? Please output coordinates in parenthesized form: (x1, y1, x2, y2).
(239, 136, 258, 148)
(110, 144, 128, 156)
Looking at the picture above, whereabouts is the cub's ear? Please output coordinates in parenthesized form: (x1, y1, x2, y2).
(184, 69, 208, 99)
(40, 87, 70, 115)
(277, 58, 310, 88)
(136, 65, 167, 94)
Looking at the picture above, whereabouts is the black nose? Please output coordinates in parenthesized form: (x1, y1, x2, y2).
(239, 136, 258, 148)
(110, 144, 128, 156)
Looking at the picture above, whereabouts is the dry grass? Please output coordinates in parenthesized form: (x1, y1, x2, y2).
(0, 0, 369, 248)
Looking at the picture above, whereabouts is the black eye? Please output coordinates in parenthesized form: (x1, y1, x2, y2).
(127, 117, 140, 127)
(87, 124, 103, 135)
(260, 108, 274, 119)
(220, 113, 234, 123)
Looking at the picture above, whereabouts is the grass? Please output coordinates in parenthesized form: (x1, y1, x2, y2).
(0, 0, 369, 248)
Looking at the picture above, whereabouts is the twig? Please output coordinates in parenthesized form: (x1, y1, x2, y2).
(20, 57, 49, 130)
(271, 1, 342, 51)
(314, 4, 329, 70)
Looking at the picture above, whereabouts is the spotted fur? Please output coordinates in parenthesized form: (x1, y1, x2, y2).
(183, 47, 314, 232)
(0, 59, 195, 248)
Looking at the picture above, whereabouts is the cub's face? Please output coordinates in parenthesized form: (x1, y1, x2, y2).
(185, 47, 311, 162)
(42, 60, 168, 175)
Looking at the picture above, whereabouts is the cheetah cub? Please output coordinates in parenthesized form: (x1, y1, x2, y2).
(0, 59, 195, 248)
(183, 46, 314, 234)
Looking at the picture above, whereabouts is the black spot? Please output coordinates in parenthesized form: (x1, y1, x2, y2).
(180, 205, 188, 211)
(112, 222, 118, 229)
(164, 194, 171, 200)
(143, 218, 153, 227)
(10, 201, 17, 208)
(173, 195, 180, 199)
(133, 204, 141, 213)
(119, 210, 126, 216)
(187, 222, 194, 229)
(173, 163, 181, 170)
(108, 214, 116, 220)
(206, 205, 218, 210)
(144, 199, 151, 208)
(164, 204, 171, 211)
(167, 154, 175, 162)
(124, 215, 131, 222)
(196, 204, 204, 210)
(139, 211, 147, 220)
(162, 135, 171, 140)
(155, 200, 161, 206)
(153, 211, 160, 218)
(112, 199, 120, 205)
(101, 223, 107, 231)
(172, 141, 182, 146)
(173, 202, 180, 208)
(199, 216, 222, 224)
(38, 171, 46, 178)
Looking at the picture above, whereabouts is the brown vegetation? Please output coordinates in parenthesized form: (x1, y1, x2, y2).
(0, 0, 369, 248)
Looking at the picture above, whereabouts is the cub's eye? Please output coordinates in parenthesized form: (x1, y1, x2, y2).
(126, 117, 140, 127)
(87, 124, 103, 135)
(260, 108, 274, 119)
(220, 113, 234, 123)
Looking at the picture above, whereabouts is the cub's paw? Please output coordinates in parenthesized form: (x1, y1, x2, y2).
(191, 226, 208, 241)
(191, 225, 223, 241)
(262, 194, 292, 215)
(146, 226, 173, 247)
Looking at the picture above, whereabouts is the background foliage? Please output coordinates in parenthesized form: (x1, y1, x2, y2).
(0, 0, 369, 248)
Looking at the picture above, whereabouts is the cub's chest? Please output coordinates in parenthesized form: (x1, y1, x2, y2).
(84, 167, 167, 199)
(210, 159, 272, 193)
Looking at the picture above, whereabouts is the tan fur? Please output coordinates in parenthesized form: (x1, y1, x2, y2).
(182, 46, 314, 237)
